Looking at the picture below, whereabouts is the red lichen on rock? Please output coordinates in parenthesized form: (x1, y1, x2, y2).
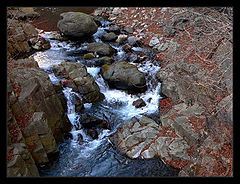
(8, 123, 21, 143)
(188, 116, 206, 132)
(159, 126, 177, 138)
(186, 145, 195, 157)
(7, 147, 14, 161)
(165, 159, 191, 170)
(15, 112, 34, 130)
(160, 97, 173, 114)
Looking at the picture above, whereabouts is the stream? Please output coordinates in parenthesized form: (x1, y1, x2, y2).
(32, 19, 179, 177)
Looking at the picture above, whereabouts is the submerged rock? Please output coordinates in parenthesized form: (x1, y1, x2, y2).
(101, 61, 147, 93)
(57, 12, 98, 38)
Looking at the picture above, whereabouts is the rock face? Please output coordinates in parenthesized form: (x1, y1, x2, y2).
(53, 62, 104, 103)
(10, 66, 71, 142)
(7, 58, 72, 176)
(7, 7, 40, 20)
(86, 42, 116, 56)
(101, 62, 147, 92)
(7, 19, 38, 57)
(57, 12, 98, 38)
(7, 16, 51, 58)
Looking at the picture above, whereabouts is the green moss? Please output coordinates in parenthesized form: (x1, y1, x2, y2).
(83, 53, 95, 59)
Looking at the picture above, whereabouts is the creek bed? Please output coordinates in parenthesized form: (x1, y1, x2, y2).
(33, 19, 179, 177)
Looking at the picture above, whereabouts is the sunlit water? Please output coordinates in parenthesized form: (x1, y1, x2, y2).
(33, 21, 178, 176)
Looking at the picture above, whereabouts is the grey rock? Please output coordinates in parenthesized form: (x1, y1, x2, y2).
(149, 37, 160, 47)
(87, 42, 116, 56)
(101, 61, 147, 92)
(57, 12, 98, 38)
(102, 32, 117, 41)
(127, 36, 139, 46)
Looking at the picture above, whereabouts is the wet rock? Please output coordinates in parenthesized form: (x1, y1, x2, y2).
(53, 62, 104, 103)
(102, 32, 117, 41)
(75, 96, 84, 112)
(80, 114, 110, 130)
(30, 37, 51, 51)
(101, 61, 147, 93)
(57, 12, 98, 38)
(116, 34, 128, 44)
(83, 53, 95, 59)
(132, 98, 146, 108)
(122, 44, 132, 52)
(87, 42, 116, 56)
(77, 133, 83, 143)
(87, 128, 98, 139)
(128, 53, 139, 63)
(64, 132, 73, 140)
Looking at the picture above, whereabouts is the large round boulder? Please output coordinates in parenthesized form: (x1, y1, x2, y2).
(57, 12, 98, 38)
(101, 61, 147, 92)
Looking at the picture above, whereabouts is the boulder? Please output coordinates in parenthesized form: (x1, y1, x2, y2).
(86, 42, 116, 56)
(53, 62, 104, 103)
(79, 114, 110, 130)
(102, 32, 117, 41)
(57, 12, 98, 38)
(101, 61, 147, 92)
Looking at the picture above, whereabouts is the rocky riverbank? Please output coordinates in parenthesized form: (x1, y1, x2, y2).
(7, 8, 72, 176)
(94, 7, 233, 176)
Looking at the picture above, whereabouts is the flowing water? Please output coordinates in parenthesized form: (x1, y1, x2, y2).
(32, 20, 179, 177)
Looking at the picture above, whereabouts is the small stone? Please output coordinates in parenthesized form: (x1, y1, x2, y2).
(116, 34, 128, 44)
(123, 27, 134, 34)
(108, 24, 120, 33)
(132, 98, 147, 108)
(127, 36, 139, 46)
(149, 37, 160, 47)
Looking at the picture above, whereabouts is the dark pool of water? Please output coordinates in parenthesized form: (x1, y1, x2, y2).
(32, 7, 96, 31)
